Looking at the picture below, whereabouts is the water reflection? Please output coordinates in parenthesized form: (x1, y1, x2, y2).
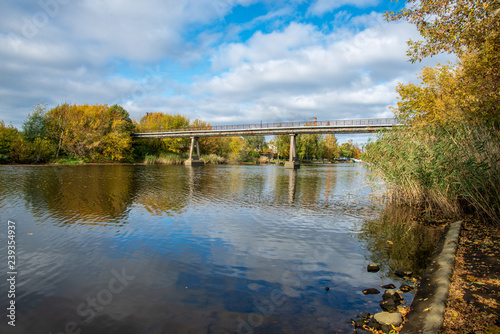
(22, 165, 137, 225)
(288, 169, 297, 203)
(0, 164, 439, 334)
(358, 203, 443, 276)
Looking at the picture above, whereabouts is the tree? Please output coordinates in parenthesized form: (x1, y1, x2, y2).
(339, 140, 360, 159)
(297, 134, 324, 160)
(270, 134, 290, 160)
(228, 137, 247, 161)
(0, 121, 21, 163)
(243, 135, 266, 152)
(45, 104, 133, 161)
(386, 0, 500, 62)
(135, 112, 190, 155)
(392, 63, 463, 125)
(23, 101, 48, 142)
(46, 103, 70, 159)
(387, 0, 500, 125)
(324, 134, 340, 160)
(191, 119, 228, 156)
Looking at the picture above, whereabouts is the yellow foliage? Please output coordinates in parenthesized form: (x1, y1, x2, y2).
(46, 103, 133, 161)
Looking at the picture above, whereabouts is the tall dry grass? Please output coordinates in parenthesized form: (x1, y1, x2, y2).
(364, 122, 500, 224)
(144, 153, 184, 165)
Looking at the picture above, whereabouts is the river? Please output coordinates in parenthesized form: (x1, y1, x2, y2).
(0, 164, 440, 333)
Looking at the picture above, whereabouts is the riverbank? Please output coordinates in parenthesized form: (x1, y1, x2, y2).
(441, 218, 500, 333)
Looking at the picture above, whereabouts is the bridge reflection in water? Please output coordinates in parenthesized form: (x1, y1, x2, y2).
(133, 118, 399, 169)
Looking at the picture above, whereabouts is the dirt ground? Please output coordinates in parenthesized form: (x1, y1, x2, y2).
(441, 218, 500, 333)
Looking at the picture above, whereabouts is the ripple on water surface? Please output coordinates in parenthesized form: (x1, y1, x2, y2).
(0, 164, 438, 334)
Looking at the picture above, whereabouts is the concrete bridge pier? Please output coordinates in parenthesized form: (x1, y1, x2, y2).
(284, 134, 300, 169)
(185, 136, 204, 166)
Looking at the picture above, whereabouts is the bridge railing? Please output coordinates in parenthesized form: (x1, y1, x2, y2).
(136, 118, 398, 134)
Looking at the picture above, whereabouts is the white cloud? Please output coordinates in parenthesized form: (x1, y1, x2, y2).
(191, 18, 425, 122)
(0, 1, 454, 127)
(308, 0, 380, 16)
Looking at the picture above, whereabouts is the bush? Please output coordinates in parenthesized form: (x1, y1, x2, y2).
(258, 155, 269, 164)
(247, 150, 260, 158)
(0, 154, 9, 164)
(201, 154, 226, 164)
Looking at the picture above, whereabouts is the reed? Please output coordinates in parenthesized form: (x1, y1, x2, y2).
(364, 122, 500, 224)
(144, 153, 184, 165)
(201, 154, 226, 164)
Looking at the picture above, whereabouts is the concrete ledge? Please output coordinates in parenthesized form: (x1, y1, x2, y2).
(401, 220, 462, 334)
(284, 161, 300, 169)
(185, 159, 204, 166)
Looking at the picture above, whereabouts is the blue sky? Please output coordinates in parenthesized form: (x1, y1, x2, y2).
(1, 0, 452, 130)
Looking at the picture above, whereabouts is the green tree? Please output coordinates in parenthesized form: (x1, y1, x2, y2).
(271, 134, 290, 160)
(297, 134, 324, 160)
(243, 135, 266, 152)
(23, 101, 48, 142)
(339, 140, 360, 159)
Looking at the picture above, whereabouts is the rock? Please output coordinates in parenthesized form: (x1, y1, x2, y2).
(379, 299, 398, 312)
(400, 284, 413, 292)
(351, 318, 368, 328)
(367, 263, 380, 272)
(351, 312, 371, 328)
(360, 312, 371, 319)
(362, 288, 380, 295)
(383, 289, 403, 303)
(381, 324, 394, 333)
(381, 283, 396, 289)
(394, 269, 413, 278)
(374, 312, 403, 327)
(367, 318, 381, 330)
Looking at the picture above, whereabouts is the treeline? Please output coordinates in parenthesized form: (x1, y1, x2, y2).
(0, 104, 360, 164)
(0, 103, 134, 164)
(271, 134, 360, 161)
(364, 0, 500, 224)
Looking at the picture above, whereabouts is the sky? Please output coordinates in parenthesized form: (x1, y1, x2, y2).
(1, 0, 453, 132)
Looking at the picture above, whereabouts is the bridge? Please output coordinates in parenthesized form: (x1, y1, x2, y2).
(133, 118, 399, 168)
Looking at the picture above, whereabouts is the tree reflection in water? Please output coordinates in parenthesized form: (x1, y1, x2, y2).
(358, 203, 444, 277)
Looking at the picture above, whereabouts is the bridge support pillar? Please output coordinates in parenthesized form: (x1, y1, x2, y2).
(284, 134, 300, 169)
(185, 137, 204, 166)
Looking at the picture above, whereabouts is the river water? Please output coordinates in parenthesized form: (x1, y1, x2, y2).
(0, 164, 439, 333)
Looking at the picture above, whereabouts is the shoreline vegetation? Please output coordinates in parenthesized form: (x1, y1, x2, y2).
(362, 0, 500, 227)
(358, 1, 499, 333)
(0, 104, 361, 167)
(0, 155, 360, 166)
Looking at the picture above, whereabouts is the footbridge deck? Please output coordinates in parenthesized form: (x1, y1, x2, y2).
(132, 118, 399, 168)
(132, 118, 398, 139)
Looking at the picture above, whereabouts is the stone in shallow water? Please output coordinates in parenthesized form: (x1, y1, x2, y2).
(379, 298, 398, 312)
(382, 289, 403, 303)
(362, 288, 380, 295)
(367, 263, 380, 272)
(374, 311, 403, 326)
(381, 283, 396, 289)
(395, 269, 413, 278)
